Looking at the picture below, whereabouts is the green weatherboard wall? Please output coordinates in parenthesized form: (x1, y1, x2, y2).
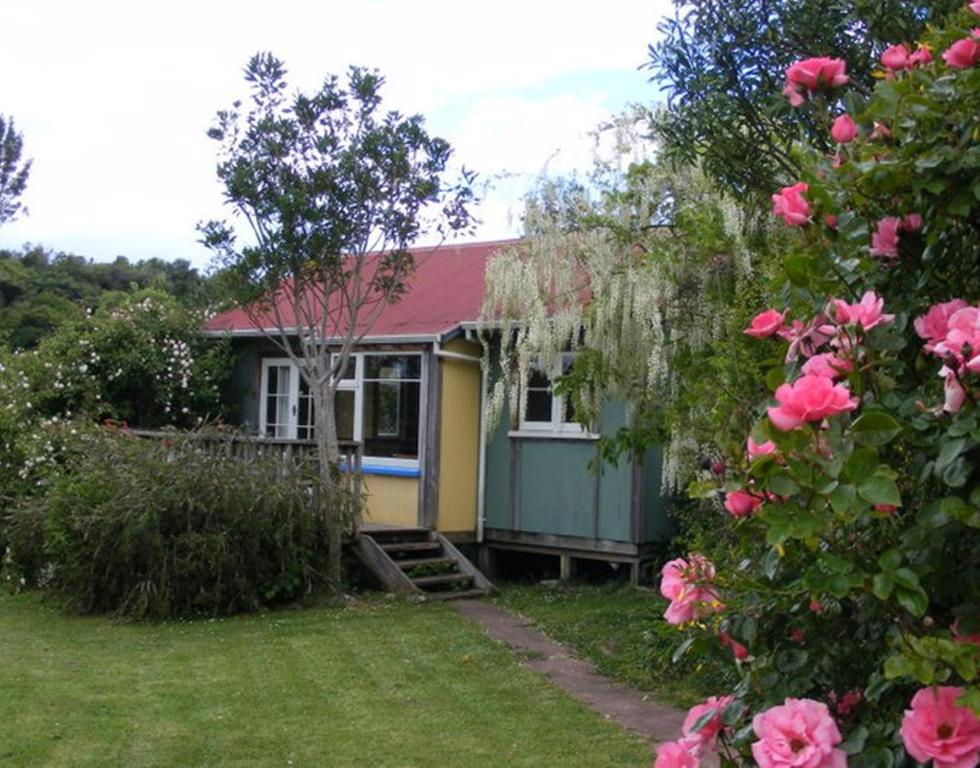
(484, 398, 671, 545)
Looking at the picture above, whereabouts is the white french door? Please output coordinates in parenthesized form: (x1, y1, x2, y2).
(259, 358, 297, 438)
(258, 358, 341, 441)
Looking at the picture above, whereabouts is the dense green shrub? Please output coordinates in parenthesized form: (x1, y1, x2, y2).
(3, 427, 350, 619)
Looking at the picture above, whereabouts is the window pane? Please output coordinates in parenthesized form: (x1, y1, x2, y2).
(363, 380, 420, 459)
(364, 354, 421, 381)
(334, 390, 355, 442)
(331, 355, 356, 381)
(563, 395, 577, 425)
(525, 390, 553, 422)
(296, 375, 315, 439)
(528, 367, 551, 389)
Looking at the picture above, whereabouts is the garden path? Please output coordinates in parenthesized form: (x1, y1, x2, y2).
(454, 599, 689, 749)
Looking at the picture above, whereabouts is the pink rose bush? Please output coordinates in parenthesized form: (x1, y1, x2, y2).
(751, 698, 847, 768)
(656, 9, 979, 767)
(901, 687, 980, 768)
(659, 554, 723, 625)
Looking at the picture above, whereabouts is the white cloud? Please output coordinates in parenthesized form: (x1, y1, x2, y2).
(0, 0, 671, 266)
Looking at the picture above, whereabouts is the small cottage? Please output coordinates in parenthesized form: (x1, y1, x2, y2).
(204, 239, 672, 584)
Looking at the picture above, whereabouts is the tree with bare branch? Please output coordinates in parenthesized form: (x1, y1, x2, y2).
(199, 53, 474, 591)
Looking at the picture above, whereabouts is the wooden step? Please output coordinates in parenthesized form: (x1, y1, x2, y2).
(381, 541, 441, 553)
(411, 573, 471, 588)
(397, 557, 455, 570)
(423, 588, 486, 602)
(365, 527, 432, 542)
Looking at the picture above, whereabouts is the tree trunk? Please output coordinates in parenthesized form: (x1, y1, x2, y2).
(312, 373, 343, 595)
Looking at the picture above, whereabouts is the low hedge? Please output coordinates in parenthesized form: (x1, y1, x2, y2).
(3, 428, 347, 619)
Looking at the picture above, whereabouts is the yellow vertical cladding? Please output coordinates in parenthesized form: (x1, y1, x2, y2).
(436, 338, 481, 534)
(361, 476, 419, 528)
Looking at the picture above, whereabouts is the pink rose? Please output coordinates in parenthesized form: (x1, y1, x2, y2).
(909, 46, 933, 67)
(724, 489, 763, 518)
(809, 599, 823, 613)
(901, 213, 923, 231)
(745, 308, 788, 338)
(869, 216, 901, 258)
(972, 0, 980, 15)
(824, 214, 838, 229)
(784, 58, 848, 97)
(901, 686, 980, 768)
(870, 122, 892, 141)
(836, 689, 862, 717)
(778, 316, 836, 362)
(782, 82, 807, 107)
(915, 299, 969, 352)
(943, 37, 980, 68)
(768, 374, 859, 431)
(747, 436, 777, 460)
(830, 291, 895, 331)
(752, 698, 847, 768)
(802, 352, 853, 380)
(942, 366, 968, 413)
(654, 739, 700, 768)
(952, 621, 980, 646)
(771, 183, 812, 226)
(935, 306, 980, 365)
(882, 44, 910, 71)
(683, 695, 736, 752)
(830, 114, 857, 143)
(660, 554, 723, 626)
(719, 631, 749, 660)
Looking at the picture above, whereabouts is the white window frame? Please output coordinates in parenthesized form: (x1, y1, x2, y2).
(258, 352, 424, 470)
(516, 353, 587, 436)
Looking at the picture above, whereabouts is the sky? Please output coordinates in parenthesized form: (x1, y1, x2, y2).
(0, 0, 672, 269)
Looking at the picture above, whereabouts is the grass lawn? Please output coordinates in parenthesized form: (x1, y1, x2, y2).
(0, 592, 650, 767)
(493, 582, 735, 708)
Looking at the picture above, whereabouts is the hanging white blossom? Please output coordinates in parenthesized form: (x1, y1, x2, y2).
(480, 108, 765, 491)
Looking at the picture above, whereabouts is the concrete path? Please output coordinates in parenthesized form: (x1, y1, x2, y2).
(454, 599, 687, 746)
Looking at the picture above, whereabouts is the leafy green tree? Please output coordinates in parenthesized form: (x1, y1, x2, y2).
(646, 0, 960, 198)
(199, 53, 474, 591)
(0, 115, 31, 227)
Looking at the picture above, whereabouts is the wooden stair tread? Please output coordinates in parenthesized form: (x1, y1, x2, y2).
(380, 541, 441, 552)
(397, 557, 454, 569)
(412, 573, 471, 587)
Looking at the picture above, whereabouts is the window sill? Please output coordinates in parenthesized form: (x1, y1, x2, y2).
(508, 430, 600, 442)
(340, 461, 420, 478)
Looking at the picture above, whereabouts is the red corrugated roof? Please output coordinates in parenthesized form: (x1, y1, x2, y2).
(203, 239, 515, 339)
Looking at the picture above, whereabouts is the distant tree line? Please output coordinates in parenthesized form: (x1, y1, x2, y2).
(0, 244, 217, 349)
